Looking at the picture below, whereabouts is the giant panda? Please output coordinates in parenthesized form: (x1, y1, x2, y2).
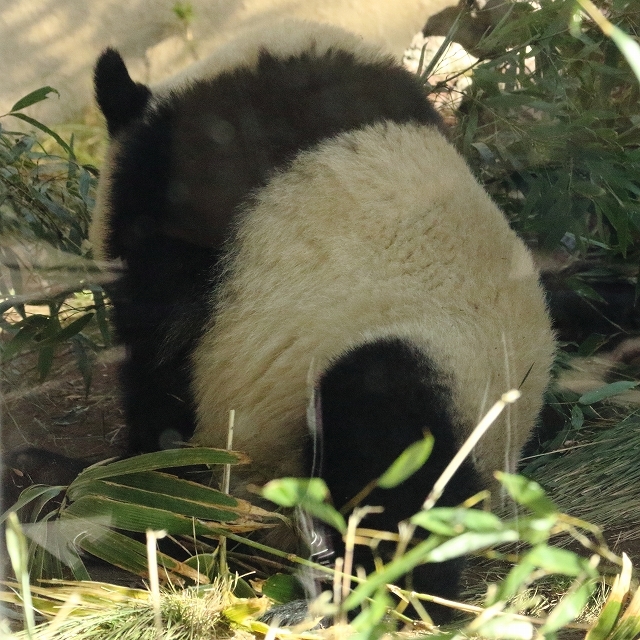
(91, 19, 555, 623)
(91, 19, 447, 454)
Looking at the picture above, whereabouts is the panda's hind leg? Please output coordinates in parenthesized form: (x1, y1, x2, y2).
(317, 337, 481, 622)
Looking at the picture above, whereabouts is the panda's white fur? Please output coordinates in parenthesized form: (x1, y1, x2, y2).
(153, 20, 394, 98)
(191, 121, 554, 491)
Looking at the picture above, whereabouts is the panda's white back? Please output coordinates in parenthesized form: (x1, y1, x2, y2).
(192, 121, 555, 489)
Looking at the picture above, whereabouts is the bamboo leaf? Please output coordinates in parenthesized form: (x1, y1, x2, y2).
(63, 495, 229, 536)
(526, 545, 593, 577)
(579, 381, 638, 405)
(0, 315, 49, 362)
(69, 447, 248, 488)
(412, 507, 503, 536)
(70, 479, 240, 522)
(585, 553, 632, 640)
(37, 345, 55, 380)
(7, 112, 72, 155)
(377, 434, 434, 489)
(262, 477, 328, 507)
(70, 470, 238, 507)
(262, 574, 305, 604)
(0, 485, 65, 524)
(9, 87, 60, 113)
(426, 530, 519, 563)
(61, 515, 204, 581)
(262, 478, 346, 533)
(37, 312, 94, 347)
(497, 473, 558, 516)
(541, 579, 596, 635)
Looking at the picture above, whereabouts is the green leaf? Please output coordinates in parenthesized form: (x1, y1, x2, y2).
(566, 277, 607, 303)
(5, 513, 36, 635)
(63, 515, 197, 578)
(262, 574, 305, 604)
(588, 601, 623, 640)
(377, 434, 434, 489)
(570, 404, 584, 429)
(1, 315, 49, 361)
(70, 335, 93, 396)
(0, 485, 65, 524)
(427, 530, 519, 562)
(471, 142, 496, 164)
(507, 515, 557, 546)
(261, 477, 329, 507)
(578, 381, 638, 405)
(412, 507, 504, 536)
(7, 112, 72, 155)
(37, 312, 94, 347)
(63, 495, 231, 536)
(571, 180, 606, 198)
(526, 545, 592, 577)
(496, 473, 558, 516)
(184, 553, 218, 581)
(350, 590, 395, 634)
(609, 23, 640, 83)
(300, 500, 347, 534)
(69, 447, 247, 488)
(343, 535, 443, 609)
(37, 344, 54, 380)
(9, 87, 60, 113)
(21, 516, 91, 581)
(262, 478, 346, 532)
(70, 470, 238, 507)
(70, 479, 240, 522)
(492, 556, 537, 604)
(233, 577, 256, 598)
(585, 555, 631, 640)
(540, 579, 596, 635)
(609, 615, 640, 640)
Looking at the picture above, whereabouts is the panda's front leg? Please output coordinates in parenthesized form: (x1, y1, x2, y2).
(119, 334, 197, 453)
(316, 336, 482, 624)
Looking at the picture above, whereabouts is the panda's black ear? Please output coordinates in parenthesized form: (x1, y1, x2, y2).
(94, 48, 151, 137)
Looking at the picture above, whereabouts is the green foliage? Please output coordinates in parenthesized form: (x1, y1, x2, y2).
(1, 448, 271, 585)
(262, 477, 347, 533)
(457, 0, 640, 259)
(5, 513, 36, 637)
(4, 442, 639, 638)
(578, 379, 638, 404)
(0, 88, 109, 389)
(172, 1, 194, 25)
(1, 89, 96, 255)
(377, 433, 434, 488)
(261, 573, 306, 604)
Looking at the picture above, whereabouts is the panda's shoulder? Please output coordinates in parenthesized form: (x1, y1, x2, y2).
(152, 19, 394, 96)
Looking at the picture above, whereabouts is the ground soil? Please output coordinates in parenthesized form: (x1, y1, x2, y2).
(4, 342, 640, 558)
(1, 345, 127, 506)
(2, 348, 125, 458)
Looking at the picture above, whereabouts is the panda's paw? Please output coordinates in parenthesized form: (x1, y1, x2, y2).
(259, 600, 328, 629)
(2, 447, 90, 513)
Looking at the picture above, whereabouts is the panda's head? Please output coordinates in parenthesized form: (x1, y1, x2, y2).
(90, 20, 443, 263)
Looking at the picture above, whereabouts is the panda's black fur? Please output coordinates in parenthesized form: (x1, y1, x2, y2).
(91, 20, 554, 624)
(92, 25, 444, 454)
